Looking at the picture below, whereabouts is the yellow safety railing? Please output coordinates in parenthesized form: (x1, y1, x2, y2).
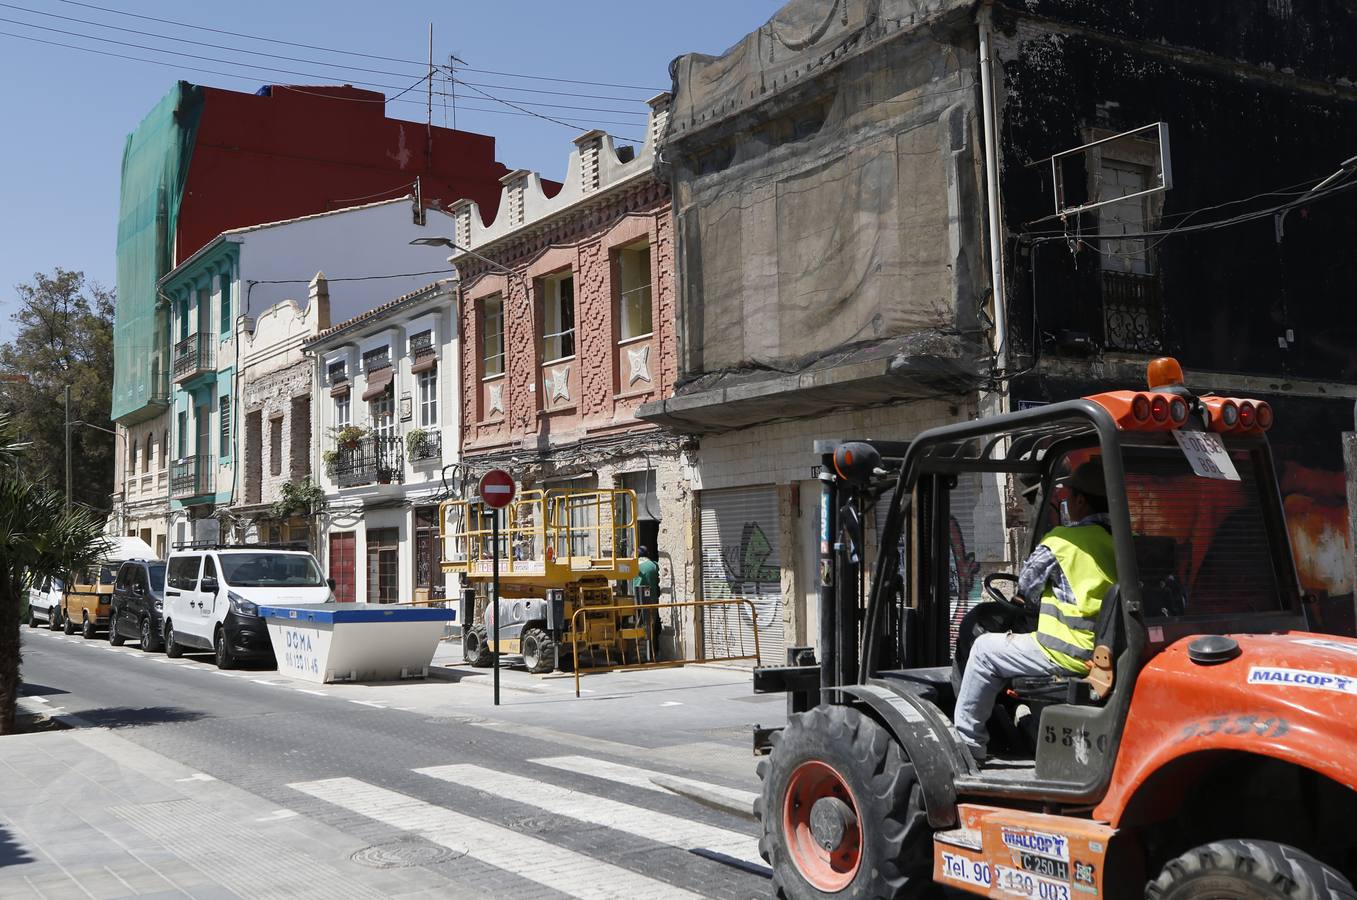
(571, 599, 761, 697)
(440, 488, 638, 581)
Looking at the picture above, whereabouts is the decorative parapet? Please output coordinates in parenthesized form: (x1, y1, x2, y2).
(451, 92, 671, 256)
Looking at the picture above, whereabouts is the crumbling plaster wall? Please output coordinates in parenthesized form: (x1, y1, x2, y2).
(665, 2, 988, 383)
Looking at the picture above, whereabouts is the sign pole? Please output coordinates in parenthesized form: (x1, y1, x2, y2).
(477, 468, 515, 710)
(492, 505, 500, 707)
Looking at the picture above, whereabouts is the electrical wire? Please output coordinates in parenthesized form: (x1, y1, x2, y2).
(450, 76, 644, 144)
(49, 0, 666, 90)
(247, 270, 452, 285)
(0, 30, 649, 128)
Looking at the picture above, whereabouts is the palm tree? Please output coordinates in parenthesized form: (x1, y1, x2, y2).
(0, 410, 108, 734)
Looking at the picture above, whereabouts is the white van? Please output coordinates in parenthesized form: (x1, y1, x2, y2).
(162, 547, 332, 669)
(27, 574, 65, 629)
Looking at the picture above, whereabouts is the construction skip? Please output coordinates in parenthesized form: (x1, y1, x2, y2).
(258, 603, 455, 684)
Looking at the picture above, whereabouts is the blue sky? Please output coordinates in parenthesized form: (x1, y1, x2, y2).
(0, 1, 779, 343)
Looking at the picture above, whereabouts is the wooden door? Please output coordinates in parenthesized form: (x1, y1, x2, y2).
(328, 532, 356, 603)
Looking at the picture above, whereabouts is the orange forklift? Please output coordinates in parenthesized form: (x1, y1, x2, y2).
(753, 359, 1357, 899)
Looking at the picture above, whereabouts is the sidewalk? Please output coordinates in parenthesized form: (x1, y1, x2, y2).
(0, 727, 459, 900)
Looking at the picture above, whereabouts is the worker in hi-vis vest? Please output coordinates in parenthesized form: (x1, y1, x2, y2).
(953, 459, 1117, 762)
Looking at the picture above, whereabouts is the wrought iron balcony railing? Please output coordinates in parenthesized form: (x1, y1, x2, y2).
(407, 430, 441, 462)
(1101, 270, 1164, 354)
(170, 455, 215, 499)
(172, 333, 215, 383)
(332, 435, 405, 488)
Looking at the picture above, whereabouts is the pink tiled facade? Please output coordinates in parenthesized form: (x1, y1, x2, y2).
(458, 180, 674, 457)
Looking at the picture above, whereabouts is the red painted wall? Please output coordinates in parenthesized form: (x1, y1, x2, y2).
(175, 84, 512, 264)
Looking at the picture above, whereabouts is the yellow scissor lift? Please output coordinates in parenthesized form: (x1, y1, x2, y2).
(440, 488, 645, 674)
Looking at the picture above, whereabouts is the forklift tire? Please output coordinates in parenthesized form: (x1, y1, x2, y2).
(1146, 840, 1356, 900)
(464, 625, 493, 668)
(520, 627, 556, 674)
(756, 704, 933, 899)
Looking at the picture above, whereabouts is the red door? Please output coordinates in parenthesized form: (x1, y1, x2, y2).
(328, 532, 356, 603)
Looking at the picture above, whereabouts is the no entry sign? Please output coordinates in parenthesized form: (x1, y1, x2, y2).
(478, 469, 516, 509)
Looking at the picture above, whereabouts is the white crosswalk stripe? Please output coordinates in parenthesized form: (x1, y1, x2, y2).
(416, 763, 765, 869)
(531, 755, 760, 808)
(289, 777, 703, 900)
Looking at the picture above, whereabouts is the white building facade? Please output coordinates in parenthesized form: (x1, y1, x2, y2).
(305, 280, 460, 604)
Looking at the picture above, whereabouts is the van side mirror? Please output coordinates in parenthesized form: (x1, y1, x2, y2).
(132, 583, 145, 596)
(201, 576, 220, 594)
(327, 578, 337, 592)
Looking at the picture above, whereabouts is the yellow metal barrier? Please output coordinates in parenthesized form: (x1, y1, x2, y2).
(571, 599, 761, 697)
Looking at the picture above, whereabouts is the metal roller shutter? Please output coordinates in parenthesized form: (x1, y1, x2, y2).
(699, 485, 785, 665)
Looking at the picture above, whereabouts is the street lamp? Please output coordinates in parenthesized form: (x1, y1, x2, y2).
(408, 237, 517, 276)
(65, 410, 122, 518)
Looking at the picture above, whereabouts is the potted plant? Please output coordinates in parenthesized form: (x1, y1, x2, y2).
(405, 427, 432, 458)
(321, 449, 339, 474)
(336, 425, 367, 450)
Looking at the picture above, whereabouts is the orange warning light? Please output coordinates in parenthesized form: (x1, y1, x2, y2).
(1146, 357, 1185, 389)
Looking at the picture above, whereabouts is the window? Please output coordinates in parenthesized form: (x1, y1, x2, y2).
(129, 439, 138, 473)
(327, 360, 348, 384)
(219, 395, 231, 459)
(418, 369, 437, 427)
(218, 553, 324, 587)
(334, 393, 351, 428)
(176, 411, 187, 458)
(197, 285, 211, 337)
(481, 295, 504, 378)
(219, 270, 232, 336)
(146, 564, 166, 592)
(162, 429, 169, 468)
(370, 392, 395, 439)
(269, 416, 283, 476)
(617, 243, 653, 341)
(414, 507, 444, 598)
(166, 555, 201, 591)
(200, 555, 218, 588)
(144, 432, 153, 473)
(542, 274, 576, 362)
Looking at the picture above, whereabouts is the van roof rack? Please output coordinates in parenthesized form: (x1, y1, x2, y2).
(170, 541, 311, 552)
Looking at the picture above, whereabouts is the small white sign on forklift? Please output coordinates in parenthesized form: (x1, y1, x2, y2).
(1172, 430, 1240, 481)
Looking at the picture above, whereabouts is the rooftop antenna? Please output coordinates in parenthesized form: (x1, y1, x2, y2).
(425, 23, 435, 170)
(448, 53, 467, 130)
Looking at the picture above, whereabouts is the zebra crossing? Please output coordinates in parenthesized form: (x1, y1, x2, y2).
(288, 755, 772, 899)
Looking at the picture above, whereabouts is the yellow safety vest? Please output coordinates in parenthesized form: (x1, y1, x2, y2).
(1034, 524, 1117, 674)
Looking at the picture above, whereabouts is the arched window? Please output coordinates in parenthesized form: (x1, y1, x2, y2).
(129, 438, 138, 474)
(144, 432, 154, 473)
(163, 429, 169, 467)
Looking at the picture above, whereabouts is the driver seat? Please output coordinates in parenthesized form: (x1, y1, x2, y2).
(1009, 584, 1124, 705)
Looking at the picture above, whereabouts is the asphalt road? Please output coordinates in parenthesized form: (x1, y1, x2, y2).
(13, 627, 779, 899)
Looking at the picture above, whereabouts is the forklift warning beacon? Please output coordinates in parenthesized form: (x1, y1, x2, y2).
(752, 358, 1357, 899)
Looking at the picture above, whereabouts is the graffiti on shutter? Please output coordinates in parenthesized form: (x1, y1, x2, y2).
(699, 486, 784, 664)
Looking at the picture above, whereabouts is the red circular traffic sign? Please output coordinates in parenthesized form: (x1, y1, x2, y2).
(478, 469, 516, 509)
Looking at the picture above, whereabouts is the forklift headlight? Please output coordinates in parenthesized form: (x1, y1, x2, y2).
(228, 591, 259, 617)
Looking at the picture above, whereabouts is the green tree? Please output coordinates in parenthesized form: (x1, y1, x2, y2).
(0, 268, 115, 512)
(0, 410, 108, 734)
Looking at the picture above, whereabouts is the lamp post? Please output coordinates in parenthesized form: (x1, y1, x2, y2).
(408, 237, 518, 277)
(66, 415, 122, 522)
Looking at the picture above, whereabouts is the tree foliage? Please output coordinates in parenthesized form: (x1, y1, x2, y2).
(0, 409, 109, 734)
(0, 268, 115, 512)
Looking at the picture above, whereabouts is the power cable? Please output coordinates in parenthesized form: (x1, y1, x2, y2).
(50, 0, 665, 90)
(450, 75, 644, 144)
(0, 30, 649, 127)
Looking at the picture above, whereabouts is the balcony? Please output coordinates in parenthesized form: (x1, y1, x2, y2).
(170, 455, 215, 500)
(407, 429, 441, 463)
(173, 333, 215, 384)
(332, 435, 405, 488)
(1101, 271, 1164, 354)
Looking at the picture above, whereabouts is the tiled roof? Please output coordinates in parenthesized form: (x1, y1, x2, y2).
(303, 278, 455, 347)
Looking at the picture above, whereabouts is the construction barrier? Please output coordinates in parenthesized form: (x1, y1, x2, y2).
(571, 599, 761, 697)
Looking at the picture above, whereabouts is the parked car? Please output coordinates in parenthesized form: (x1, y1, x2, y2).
(162, 546, 331, 669)
(63, 536, 158, 639)
(108, 559, 167, 651)
(26, 574, 65, 629)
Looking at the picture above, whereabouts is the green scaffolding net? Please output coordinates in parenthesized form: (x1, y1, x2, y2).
(112, 81, 203, 422)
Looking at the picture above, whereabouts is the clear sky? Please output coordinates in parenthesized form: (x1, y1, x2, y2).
(0, 0, 780, 343)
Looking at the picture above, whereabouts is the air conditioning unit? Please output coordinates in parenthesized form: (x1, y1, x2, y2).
(240, 316, 256, 335)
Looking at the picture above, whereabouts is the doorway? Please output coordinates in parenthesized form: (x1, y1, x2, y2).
(329, 532, 356, 603)
(366, 527, 399, 603)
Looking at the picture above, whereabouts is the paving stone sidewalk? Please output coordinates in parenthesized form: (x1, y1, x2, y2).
(0, 726, 459, 900)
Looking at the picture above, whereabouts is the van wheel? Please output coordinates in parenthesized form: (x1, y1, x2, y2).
(141, 617, 161, 653)
(164, 624, 183, 658)
(63, 612, 76, 635)
(82, 614, 95, 640)
(214, 628, 236, 670)
(521, 627, 557, 674)
(48, 607, 60, 631)
(27, 609, 37, 628)
(108, 612, 126, 646)
(464, 625, 494, 667)
(1146, 839, 1356, 900)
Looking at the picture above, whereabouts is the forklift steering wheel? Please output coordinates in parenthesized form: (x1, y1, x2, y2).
(983, 573, 1024, 614)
